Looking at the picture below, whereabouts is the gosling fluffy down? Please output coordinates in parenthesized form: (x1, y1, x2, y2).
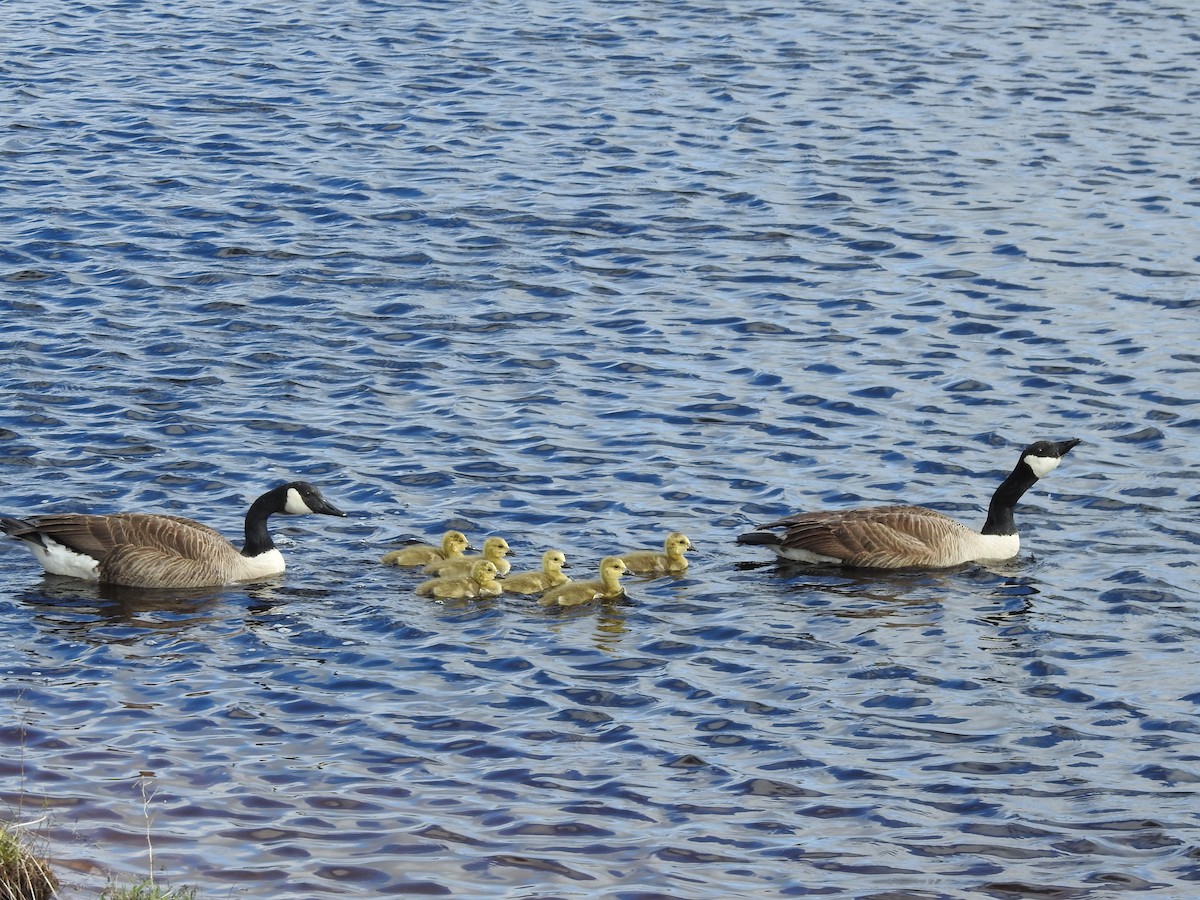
(539, 556, 627, 608)
(415, 559, 502, 600)
(423, 536, 512, 577)
(381, 530, 470, 567)
(502, 549, 570, 595)
(620, 531, 693, 575)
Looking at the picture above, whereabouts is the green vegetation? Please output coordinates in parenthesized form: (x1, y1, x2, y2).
(100, 880, 199, 900)
(0, 821, 58, 900)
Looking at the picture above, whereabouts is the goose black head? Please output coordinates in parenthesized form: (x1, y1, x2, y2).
(1019, 438, 1081, 479)
(279, 482, 348, 517)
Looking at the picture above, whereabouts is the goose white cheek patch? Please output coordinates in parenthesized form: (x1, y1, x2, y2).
(283, 488, 315, 515)
(1024, 454, 1061, 479)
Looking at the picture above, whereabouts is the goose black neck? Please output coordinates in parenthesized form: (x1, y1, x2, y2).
(981, 463, 1039, 536)
(242, 489, 282, 557)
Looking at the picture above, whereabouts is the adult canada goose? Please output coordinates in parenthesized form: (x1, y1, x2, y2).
(380, 530, 469, 567)
(415, 559, 502, 600)
(1, 481, 347, 589)
(620, 532, 693, 575)
(736, 438, 1081, 569)
(539, 556, 627, 608)
(502, 549, 570, 595)
(423, 536, 512, 577)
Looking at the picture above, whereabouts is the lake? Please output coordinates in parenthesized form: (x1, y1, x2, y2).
(1, 0, 1198, 896)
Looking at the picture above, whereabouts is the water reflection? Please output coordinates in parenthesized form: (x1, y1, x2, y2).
(15, 576, 219, 634)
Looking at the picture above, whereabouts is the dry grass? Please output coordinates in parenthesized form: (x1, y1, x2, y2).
(100, 880, 199, 900)
(0, 821, 58, 900)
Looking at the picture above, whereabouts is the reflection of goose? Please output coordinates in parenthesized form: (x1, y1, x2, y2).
(620, 532, 693, 575)
(502, 550, 569, 595)
(737, 439, 1080, 569)
(1, 482, 346, 589)
(416, 559, 501, 599)
(380, 530, 469, 567)
(539, 556, 626, 608)
(423, 536, 512, 576)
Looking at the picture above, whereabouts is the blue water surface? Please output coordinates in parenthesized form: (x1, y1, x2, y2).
(2, 0, 1199, 896)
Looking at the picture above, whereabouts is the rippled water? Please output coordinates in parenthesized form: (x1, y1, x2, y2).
(2, 0, 1198, 896)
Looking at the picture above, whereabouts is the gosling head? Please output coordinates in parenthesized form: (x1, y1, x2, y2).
(443, 531, 470, 556)
(666, 532, 693, 556)
(601, 556, 627, 578)
(482, 537, 511, 560)
(469, 560, 500, 585)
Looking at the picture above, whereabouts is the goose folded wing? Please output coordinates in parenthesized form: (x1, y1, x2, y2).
(780, 506, 954, 568)
(149, 514, 226, 539)
(18, 514, 139, 557)
(100, 545, 226, 589)
(33, 518, 229, 561)
(23, 513, 226, 558)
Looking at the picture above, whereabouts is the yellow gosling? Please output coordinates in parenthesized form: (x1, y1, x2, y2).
(424, 536, 512, 577)
(380, 530, 470, 567)
(539, 556, 626, 608)
(502, 549, 569, 595)
(620, 531, 693, 575)
(415, 559, 501, 600)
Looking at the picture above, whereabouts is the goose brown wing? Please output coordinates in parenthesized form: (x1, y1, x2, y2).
(99, 545, 228, 589)
(147, 515, 225, 539)
(27, 513, 231, 559)
(775, 505, 960, 568)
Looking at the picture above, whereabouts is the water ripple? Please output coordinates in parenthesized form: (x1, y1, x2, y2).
(2, 0, 1199, 896)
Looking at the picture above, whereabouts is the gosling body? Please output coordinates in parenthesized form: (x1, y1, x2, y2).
(621, 532, 693, 575)
(424, 536, 512, 577)
(539, 556, 627, 608)
(381, 530, 469, 567)
(416, 559, 502, 600)
(502, 550, 570, 595)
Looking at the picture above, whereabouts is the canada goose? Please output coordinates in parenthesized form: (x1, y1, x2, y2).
(539, 556, 627, 608)
(380, 530, 469, 567)
(736, 438, 1081, 569)
(415, 559, 502, 600)
(502, 549, 570, 595)
(423, 536, 512, 577)
(1, 481, 347, 589)
(620, 532, 693, 575)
